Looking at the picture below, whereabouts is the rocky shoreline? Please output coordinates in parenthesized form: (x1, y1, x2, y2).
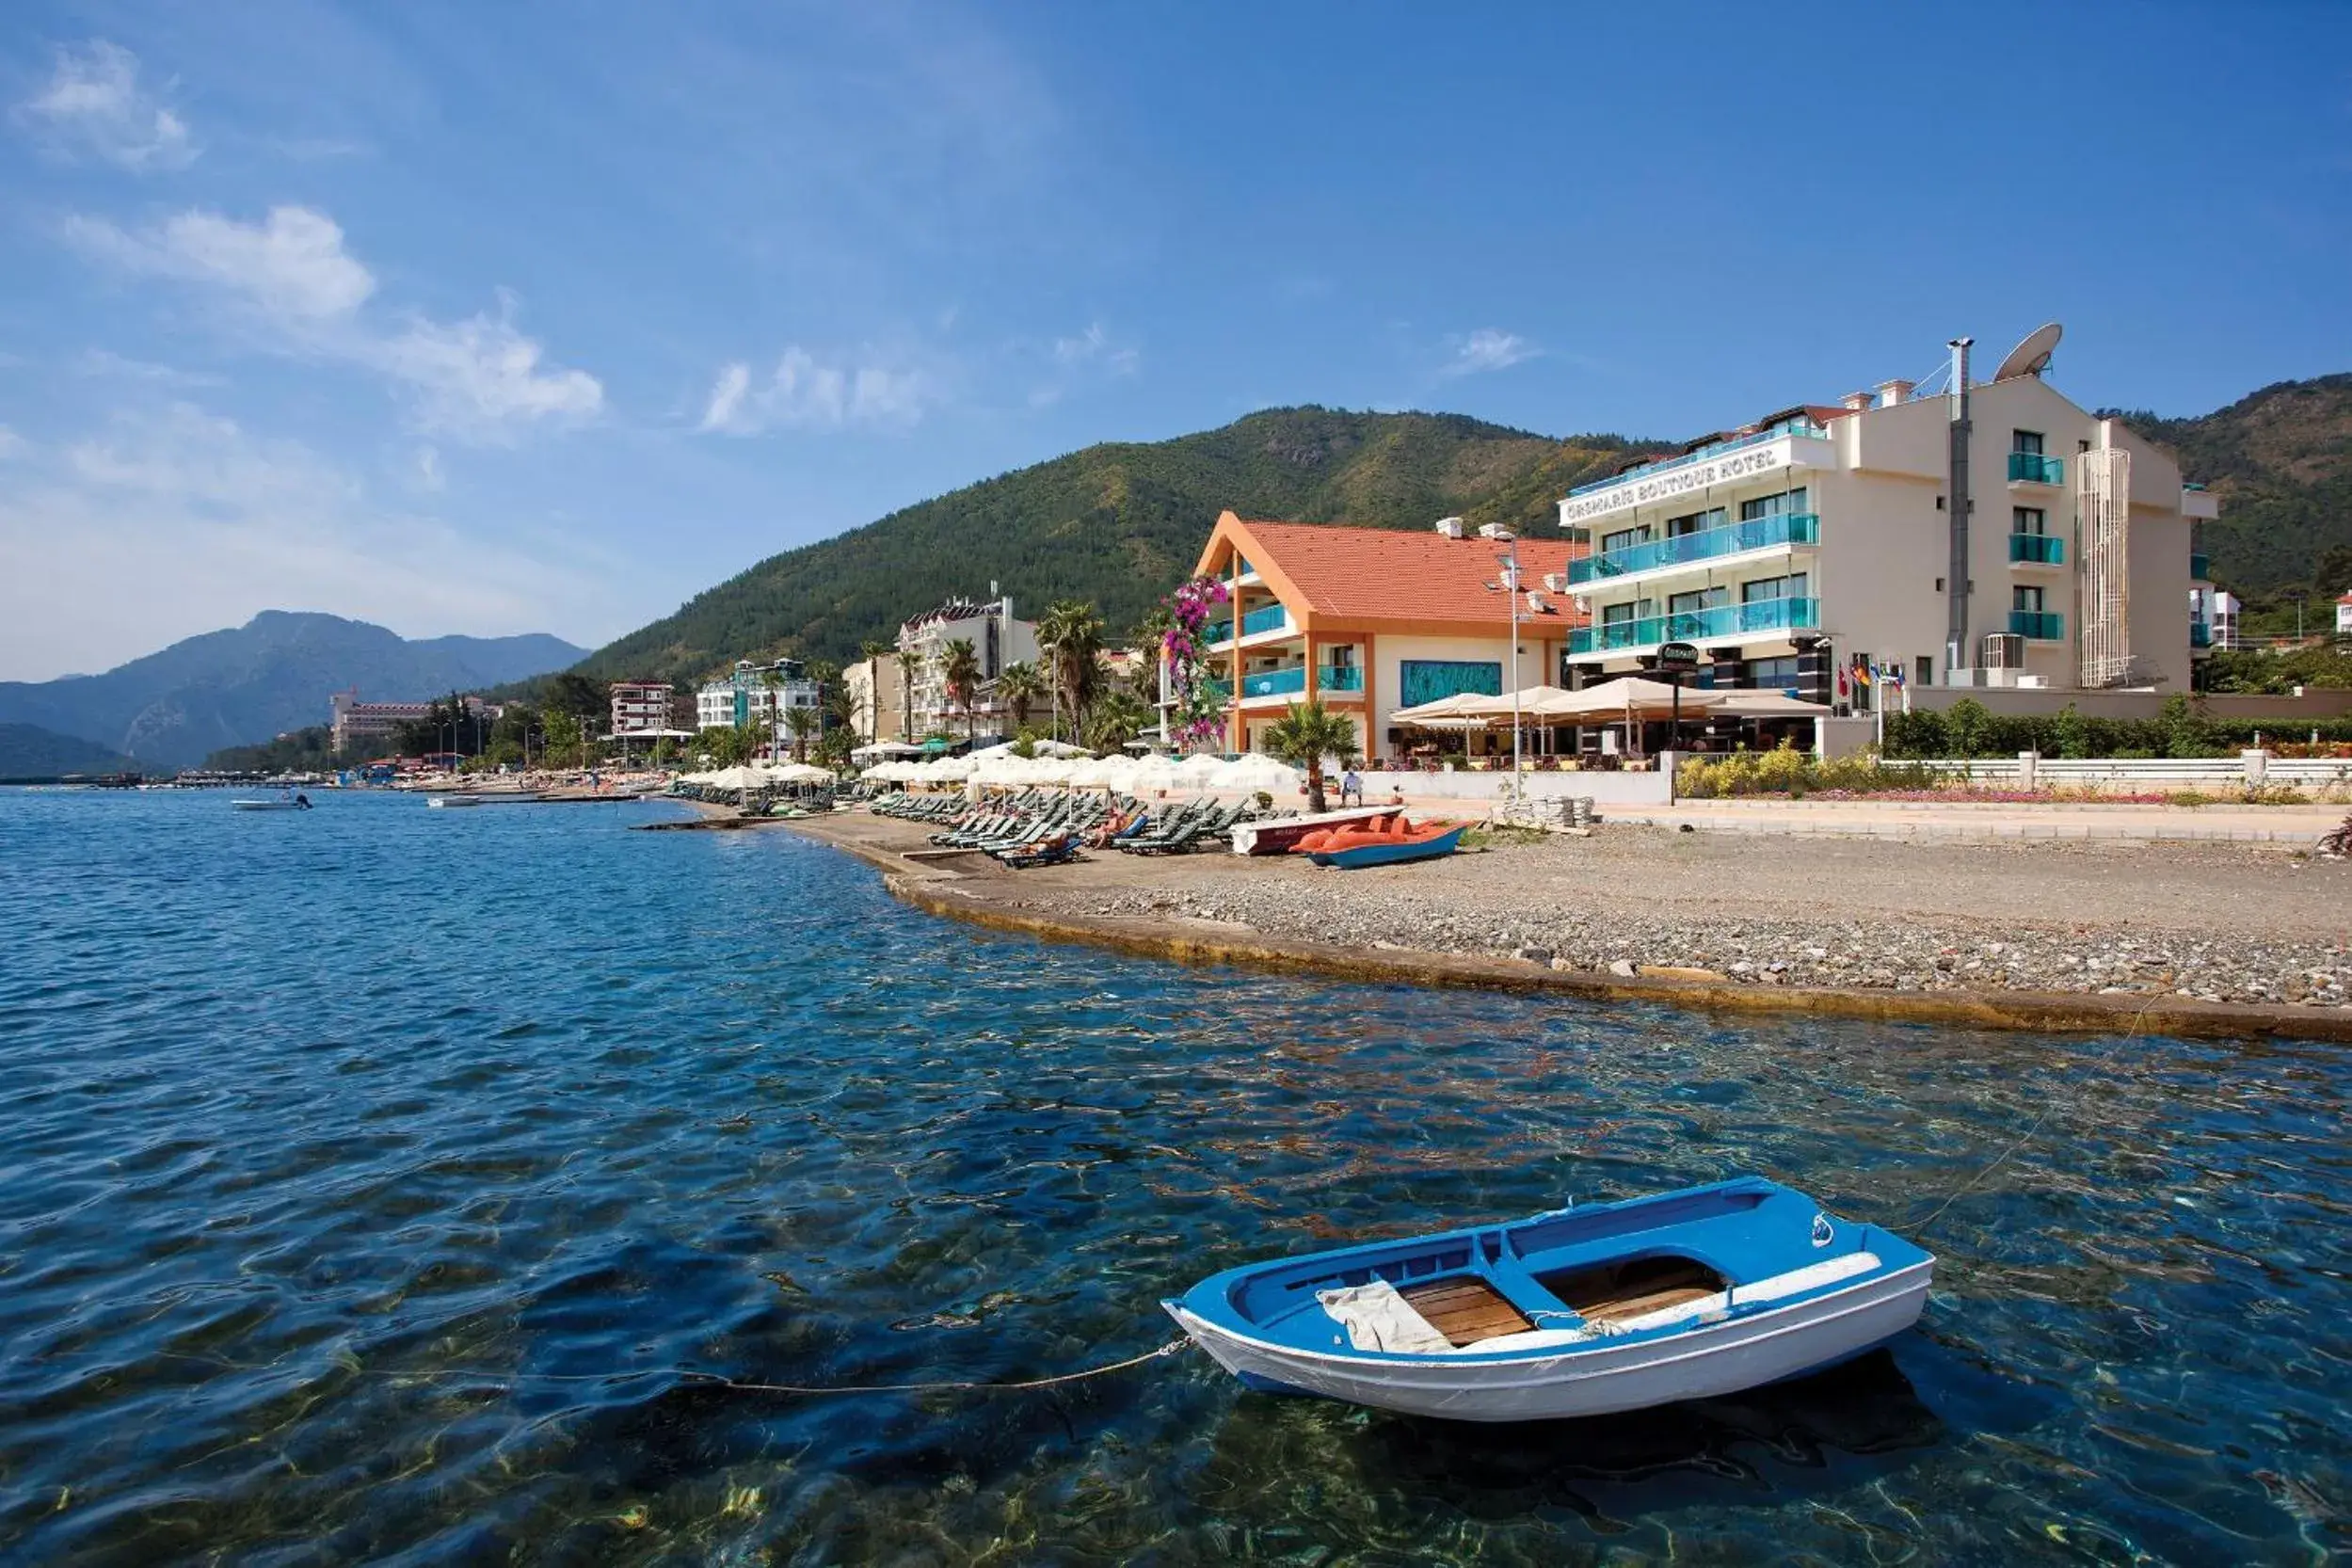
(1071, 878, 2352, 1011)
(768, 808, 2352, 1036)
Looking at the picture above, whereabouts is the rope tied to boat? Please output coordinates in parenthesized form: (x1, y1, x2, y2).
(160, 1337, 1195, 1400)
(1911, 986, 2168, 1238)
(675, 1337, 1194, 1398)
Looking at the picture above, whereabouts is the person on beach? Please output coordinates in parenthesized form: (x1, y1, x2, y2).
(1340, 767, 1363, 808)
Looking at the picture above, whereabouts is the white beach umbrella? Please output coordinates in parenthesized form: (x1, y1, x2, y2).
(1176, 753, 1227, 782)
(1127, 754, 1185, 793)
(768, 762, 836, 784)
(1213, 755, 1303, 792)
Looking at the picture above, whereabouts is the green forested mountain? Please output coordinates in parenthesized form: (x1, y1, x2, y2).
(0, 613, 584, 769)
(2114, 374, 2352, 618)
(568, 377, 2352, 689)
(572, 407, 1660, 684)
(0, 724, 141, 779)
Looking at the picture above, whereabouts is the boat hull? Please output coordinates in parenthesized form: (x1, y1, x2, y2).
(1308, 825, 1464, 869)
(1165, 1261, 1930, 1423)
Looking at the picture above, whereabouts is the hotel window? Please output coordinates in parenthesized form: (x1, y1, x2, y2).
(1667, 587, 1726, 616)
(2014, 585, 2045, 614)
(1741, 572, 1810, 603)
(1738, 488, 1810, 521)
(1601, 602, 1639, 629)
(1601, 524, 1650, 554)
(1749, 655, 1800, 687)
(1916, 655, 1933, 688)
(2013, 506, 2046, 536)
(2012, 430, 2044, 456)
(1665, 506, 1725, 538)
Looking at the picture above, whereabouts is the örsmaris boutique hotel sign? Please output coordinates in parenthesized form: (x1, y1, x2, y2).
(1560, 440, 1797, 527)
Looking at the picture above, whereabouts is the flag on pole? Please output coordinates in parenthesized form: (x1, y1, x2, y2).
(1854, 660, 1874, 688)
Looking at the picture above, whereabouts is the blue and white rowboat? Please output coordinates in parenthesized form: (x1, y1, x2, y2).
(1163, 1176, 1933, 1422)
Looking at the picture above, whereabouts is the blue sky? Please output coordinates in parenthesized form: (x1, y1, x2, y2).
(2, 1, 2346, 680)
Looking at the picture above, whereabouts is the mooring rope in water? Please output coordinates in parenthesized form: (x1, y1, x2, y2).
(160, 1337, 1194, 1400)
(1911, 986, 2167, 1238)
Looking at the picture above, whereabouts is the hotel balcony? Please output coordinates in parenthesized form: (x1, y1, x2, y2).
(1569, 595, 1820, 658)
(1232, 663, 1365, 705)
(2008, 452, 2065, 487)
(2009, 610, 2065, 641)
(2008, 533, 2065, 567)
(2191, 620, 2214, 649)
(1205, 601, 1289, 649)
(1559, 427, 1833, 530)
(2190, 552, 2210, 582)
(1570, 513, 1818, 588)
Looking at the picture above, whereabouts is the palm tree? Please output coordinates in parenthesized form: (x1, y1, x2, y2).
(996, 661, 1047, 733)
(894, 648, 923, 742)
(784, 703, 817, 762)
(1081, 688, 1152, 755)
(760, 665, 786, 763)
(1126, 606, 1176, 703)
(1261, 701, 1357, 814)
(940, 637, 982, 744)
(859, 640, 888, 742)
(1036, 600, 1106, 743)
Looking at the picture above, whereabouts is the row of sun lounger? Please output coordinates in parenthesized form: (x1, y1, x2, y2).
(863, 791, 1278, 868)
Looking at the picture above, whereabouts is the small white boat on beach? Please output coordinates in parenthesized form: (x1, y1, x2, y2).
(1164, 1176, 1932, 1423)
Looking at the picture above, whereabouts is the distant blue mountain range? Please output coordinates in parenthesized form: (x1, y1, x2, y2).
(0, 612, 584, 770)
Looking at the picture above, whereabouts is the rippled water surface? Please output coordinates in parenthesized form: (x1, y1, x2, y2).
(1, 788, 2345, 1564)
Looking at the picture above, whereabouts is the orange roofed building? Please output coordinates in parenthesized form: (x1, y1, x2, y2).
(1180, 511, 1587, 760)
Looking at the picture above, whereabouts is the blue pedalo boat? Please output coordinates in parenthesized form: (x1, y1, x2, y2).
(1163, 1176, 1933, 1422)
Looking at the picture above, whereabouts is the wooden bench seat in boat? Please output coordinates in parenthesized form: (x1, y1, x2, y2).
(1397, 1276, 1535, 1347)
(1534, 1255, 1727, 1326)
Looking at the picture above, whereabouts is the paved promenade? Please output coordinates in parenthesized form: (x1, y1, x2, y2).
(1592, 797, 2347, 843)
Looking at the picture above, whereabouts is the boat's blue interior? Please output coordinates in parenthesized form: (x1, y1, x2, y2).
(1183, 1176, 1931, 1357)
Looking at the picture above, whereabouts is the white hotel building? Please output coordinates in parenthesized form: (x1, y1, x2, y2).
(1557, 333, 2217, 704)
(695, 659, 823, 732)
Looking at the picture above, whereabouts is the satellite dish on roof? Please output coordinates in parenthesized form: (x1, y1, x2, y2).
(1993, 322, 2062, 382)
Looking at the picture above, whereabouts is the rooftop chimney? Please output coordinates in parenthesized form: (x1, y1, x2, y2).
(1878, 378, 1913, 407)
(1434, 516, 1464, 539)
(1840, 391, 1875, 412)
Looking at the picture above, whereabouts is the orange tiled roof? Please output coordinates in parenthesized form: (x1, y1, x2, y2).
(1224, 519, 1587, 626)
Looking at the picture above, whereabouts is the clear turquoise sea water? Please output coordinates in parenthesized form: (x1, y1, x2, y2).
(0, 787, 2344, 1565)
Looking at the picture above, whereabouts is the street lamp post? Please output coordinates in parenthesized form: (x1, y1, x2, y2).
(1486, 533, 1526, 795)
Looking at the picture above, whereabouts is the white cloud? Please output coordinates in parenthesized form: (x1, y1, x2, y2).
(0, 403, 601, 682)
(0, 426, 28, 460)
(698, 346, 942, 435)
(376, 304, 603, 438)
(67, 205, 600, 444)
(1440, 328, 1539, 379)
(412, 445, 444, 491)
(69, 205, 376, 321)
(1050, 322, 1138, 376)
(15, 40, 197, 171)
(1030, 321, 1139, 407)
(74, 348, 228, 388)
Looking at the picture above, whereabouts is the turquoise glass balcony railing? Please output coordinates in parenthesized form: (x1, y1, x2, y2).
(2008, 533, 2064, 565)
(1204, 619, 1233, 645)
(1569, 596, 1820, 655)
(1318, 664, 1364, 692)
(1240, 603, 1289, 636)
(2010, 610, 2065, 641)
(1570, 513, 1818, 584)
(2008, 452, 2065, 485)
(1201, 678, 1231, 702)
(2190, 552, 2210, 580)
(1240, 665, 1306, 698)
(2191, 621, 2213, 648)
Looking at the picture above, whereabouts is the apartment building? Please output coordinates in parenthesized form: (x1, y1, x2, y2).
(1557, 329, 2216, 705)
(607, 680, 675, 738)
(897, 594, 1040, 736)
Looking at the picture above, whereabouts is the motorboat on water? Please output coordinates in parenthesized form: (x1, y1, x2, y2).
(1163, 1176, 1933, 1422)
(232, 797, 312, 811)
